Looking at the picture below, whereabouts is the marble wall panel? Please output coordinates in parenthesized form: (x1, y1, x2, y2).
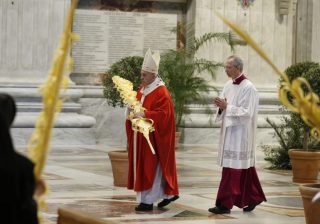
(0, 0, 69, 84)
(6, 0, 19, 69)
(312, 0, 320, 62)
(21, 0, 35, 69)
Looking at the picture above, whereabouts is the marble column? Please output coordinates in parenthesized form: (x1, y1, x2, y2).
(294, 0, 320, 63)
(295, 0, 312, 62)
(311, 0, 320, 62)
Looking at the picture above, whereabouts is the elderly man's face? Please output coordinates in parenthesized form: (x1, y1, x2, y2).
(140, 70, 156, 86)
(224, 59, 241, 79)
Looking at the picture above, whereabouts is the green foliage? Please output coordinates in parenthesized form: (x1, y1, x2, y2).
(285, 61, 320, 149)
(102, 56, 143, 107)
(192, 32, 235, 52)
(263, 116, 303, 169)
(304, 66, 320, 96)
(285, 62, 320, 141)
(159, 49, 217, 127)
(264, 61, 320, 169)
(284, 61, 319, 82)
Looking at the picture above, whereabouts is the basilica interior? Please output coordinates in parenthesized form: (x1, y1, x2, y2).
(1, 0, 320, 223)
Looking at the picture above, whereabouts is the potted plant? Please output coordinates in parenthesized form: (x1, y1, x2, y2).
(159, 32, 236, 146)
(102, 56, 143, 187)
(263, 62, 320, 224)
(263, 61, 320, 183)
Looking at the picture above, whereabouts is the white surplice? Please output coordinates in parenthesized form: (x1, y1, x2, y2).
(215, 78, 259, 169)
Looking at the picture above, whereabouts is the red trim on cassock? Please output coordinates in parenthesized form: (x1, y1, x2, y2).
(215, 167, 266, 209)
(126, 86, 179, 196)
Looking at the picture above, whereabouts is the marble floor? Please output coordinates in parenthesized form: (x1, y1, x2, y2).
(34, 144, 307, 224)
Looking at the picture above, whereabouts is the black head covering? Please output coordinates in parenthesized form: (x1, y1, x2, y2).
(0, 93, 17, 174)
(0, 93, 16, 153)
(0, 93, 16, 126)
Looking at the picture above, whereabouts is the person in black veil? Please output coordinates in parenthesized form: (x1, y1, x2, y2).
(0, 93, 43, 224)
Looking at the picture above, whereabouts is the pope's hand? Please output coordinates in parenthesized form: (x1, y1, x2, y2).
(133, 111, 145, 118)
(126, 105, 134, 120)
(127, 104, 134, 111)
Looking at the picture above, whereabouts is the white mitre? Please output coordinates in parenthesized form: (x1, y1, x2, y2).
(141, 48, 160, 74)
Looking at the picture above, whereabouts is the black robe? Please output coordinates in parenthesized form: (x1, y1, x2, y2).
(0, 94, 38, 224)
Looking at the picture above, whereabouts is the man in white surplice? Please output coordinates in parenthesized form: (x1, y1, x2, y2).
(208, 56, 266, 215)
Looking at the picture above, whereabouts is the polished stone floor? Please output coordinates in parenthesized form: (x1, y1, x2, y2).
(34, 145, 306, 224)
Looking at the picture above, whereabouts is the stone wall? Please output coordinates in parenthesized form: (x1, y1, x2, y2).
(1, 0, 319, 148)
(0, 0, 96, 148)
(0, 0, 70, 84)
